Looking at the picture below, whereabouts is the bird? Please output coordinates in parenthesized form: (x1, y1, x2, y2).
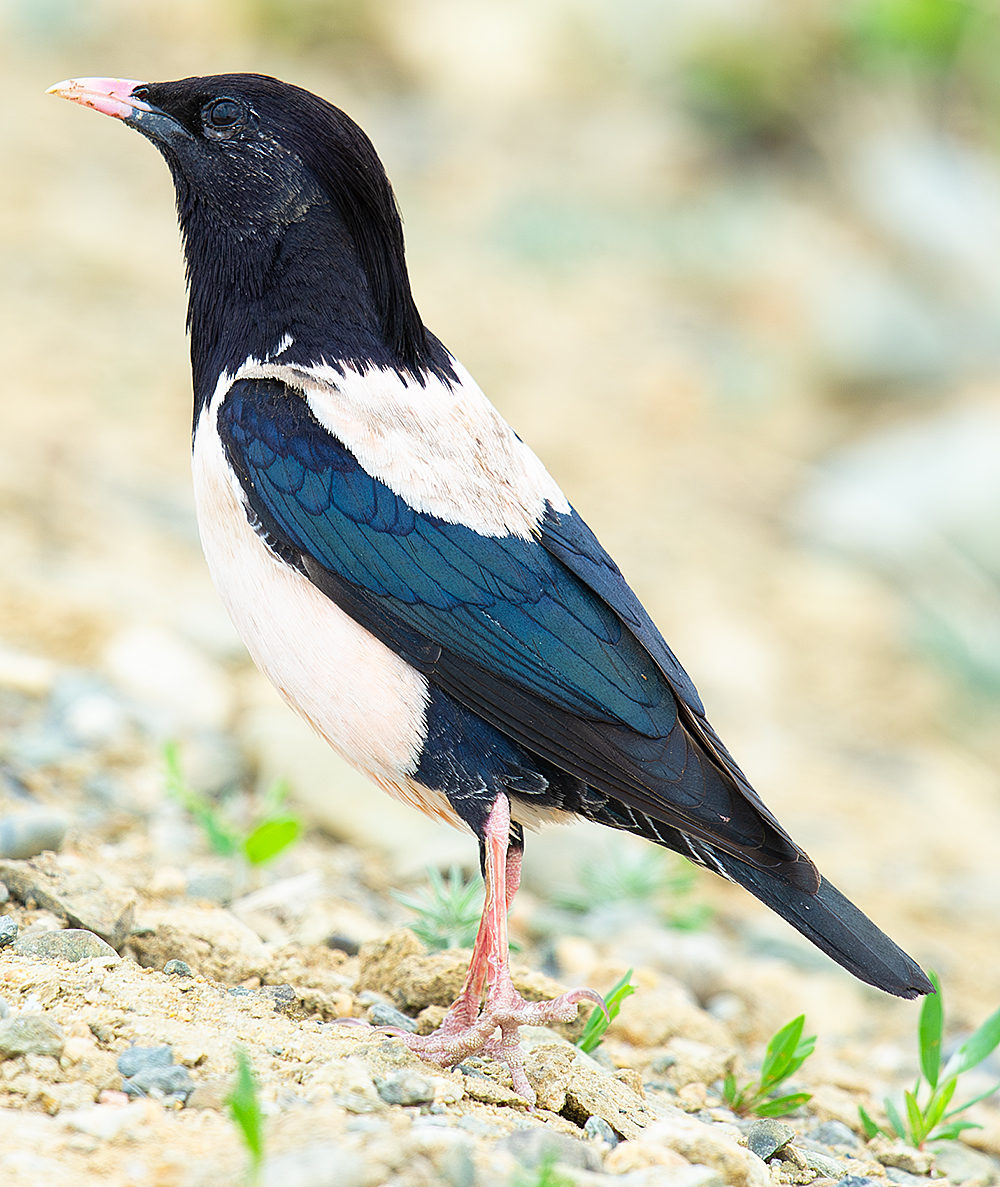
(49, 73, 932, 1102)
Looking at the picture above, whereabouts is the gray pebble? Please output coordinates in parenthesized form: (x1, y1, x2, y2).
(839, 1178, 882, 1187)
(747, 1118, 796, 1160)
(122, 1064, 194, 1102)
(496, 1129, 602, 1173)
(811, 1119, 860, 1149)
(0, 1014, 64, 1059)
(0, 810, 68, 860)
(0, 915, 17, 948)
(375, 1069, 436, 1106)
(261, 1142, 364, 1187)
(368, 1001, 418, 1032)
(163, 959, 192, 976)
(884, 1170, 935, 1187)
(13, 928, 117, 962)
(117, 1045, 174, 1077)
(583, 1115, 618, 1148)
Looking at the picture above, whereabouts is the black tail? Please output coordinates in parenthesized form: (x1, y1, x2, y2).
(716, 854, 933, 999)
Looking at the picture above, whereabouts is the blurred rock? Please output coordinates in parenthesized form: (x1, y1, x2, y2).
(117, 1046, 173, 1077)
(0, 915, 17, 947)
(661, 1036, 736, 1089)
(0, 810, 68, 859)
(809, 1120, 860, 1150)
(932, 1142, 997, 1187)
(495, 1128, 602, 1172)
(122, 1064, 194, 1103)
(374, 1069, 436, 1106)
(605, 1139, 691, 1175)
(13, 928, 118, 961)
(0, 645, 56, 696)
(0, 1014, 64, 1059)
(609, 981, 731, 1049)
(867, 1138, 934, 1175)
(0, 856, 135, 947)
(163, 959, 192, 976)
(103, 624, 232, 734)
(367, 1001, 418, 1032)
(261, 1143, 365, 1187)
(583, 1115, 618, 1149)
(303, 1056, 383, 1112)
(129, 906, 269, 982)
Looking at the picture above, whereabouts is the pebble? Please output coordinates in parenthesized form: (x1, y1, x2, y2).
(261, 1142, 365, 1187)
(122, 1064, 194, 1102)
(839, 1179, 882, 1187)
(0, 914, 17, 947)
(162, 959, 192, 976)
(0, 857, 135, 947)
(496, 1128, 603, 1173)
(810, 1120, 860, 1149)
(0, 1014, 65, 1059)
(747, 1118, 796, 1160)
(117, 1046, 174, 1078)
(375, 1069, 436, 1106)
(368, 1001, 419, 1032)
(932, 1141, 998, 1186)
(0, 810, 68, 860)
(584, 1115, 619, 1148)
(13, 928, 118, 962)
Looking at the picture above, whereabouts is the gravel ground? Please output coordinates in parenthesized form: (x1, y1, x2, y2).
(4, 6, 1000, 1186)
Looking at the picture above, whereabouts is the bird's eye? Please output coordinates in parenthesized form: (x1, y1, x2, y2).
(202, 98, 246, 139)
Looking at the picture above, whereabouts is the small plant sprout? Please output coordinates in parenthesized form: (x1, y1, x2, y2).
(228, 1046, 264, 1184)
(164, 740, 301, 866)
(859, 971, 1000, 1147)
(512, 1151, 576, 1187)
(393, 865, 484, 950)
(723, 1014, 815, 1117)
(576, 969, 636, 1055)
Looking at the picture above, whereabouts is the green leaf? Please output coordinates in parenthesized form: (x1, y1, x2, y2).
(576, 970, 634, 1054)
(885, 1097, 906, 1141)
(904, 1088, 926, 1146)
(923, 1077, 957, 1133)
(943, 1082, 1000, 1119)
(723, 1072, 740, 1109)
(919, 970, 944, 1088)
(243, 816, 301, 865)
(930, 1119, 983, 1142)
(858, 1105, 881, 1140)
(760, 1015, 809, 1091)
(754, 1092, 812, 1117)
(947, 1003, 1000, 1078)
(227, 1047, 264, 1180)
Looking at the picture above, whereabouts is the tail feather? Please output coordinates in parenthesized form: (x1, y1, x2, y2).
(716, 853, 933, 999)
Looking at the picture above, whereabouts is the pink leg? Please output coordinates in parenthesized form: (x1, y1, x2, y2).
(402, 795, 603, 1104)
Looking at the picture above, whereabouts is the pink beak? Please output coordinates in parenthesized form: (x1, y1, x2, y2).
(46, 77, 151, 120)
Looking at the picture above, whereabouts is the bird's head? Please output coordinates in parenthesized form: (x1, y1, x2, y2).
(48, 74, 447, 385)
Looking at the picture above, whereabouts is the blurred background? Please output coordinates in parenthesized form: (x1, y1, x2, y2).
(2, 0, 1000, 1037)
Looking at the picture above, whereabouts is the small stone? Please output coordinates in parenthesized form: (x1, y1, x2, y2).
(0, 811, 68, 860)
(261, 984, 297, 1012)
(563, 1063, 658, 1140)
(605, 1139, 691, 1175)
(0, 915, 17, 948)
(305, 1056, 383, 1112)
(368, 1001, 418, 1032)
(261, 1142, 365, 1187)
(129, 906, 268, 983)
(0, 857, 135, 948)
(884, 1171, 935, 1187)
(163, 959, 192, 976)
(747, 1119, 796, 1160)
(122, 1064, 194, 1102)
(496, 1128, 603, 1172)
(868, 1137, 935, 1175)
(0, 1014, 65, 1059)
(117, 1046, 174, 1078)
(13, 928, 118, 962)
(811, 1120, 860, 1150)
(839, 1178, 882, 1187)
(583, 1115, 618, 1148)
(932, 1141, 997, 1186)
(641, 1115, 771, 1187)
(375, 1069, 436, 1106)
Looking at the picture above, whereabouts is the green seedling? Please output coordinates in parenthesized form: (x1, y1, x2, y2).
(228, 1046, 264, 1184)
(393, 865, 484, 950)
(164, 741, 301, 866)
(859, 971, 1000, 1147)
(575, 968, 636, 1055)
(554, 845, 711, 932)
(512, 1152, 575, 1187)
(723, 1014, 815, 1117)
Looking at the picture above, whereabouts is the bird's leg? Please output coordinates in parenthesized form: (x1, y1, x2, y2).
(402, 794, 603, 1104)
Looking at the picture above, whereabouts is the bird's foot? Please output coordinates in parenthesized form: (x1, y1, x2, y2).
(401, 976, 604, 1105)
